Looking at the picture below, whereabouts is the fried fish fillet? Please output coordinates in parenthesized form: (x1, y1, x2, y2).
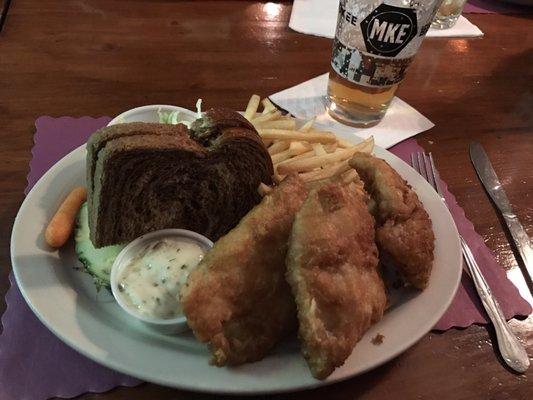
(286, 179, 387, 379)
(349, 152, 435, 289)
(180, 175, 308, 366)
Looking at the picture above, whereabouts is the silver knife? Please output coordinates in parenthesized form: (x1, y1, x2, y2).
(470, 142, 533, 285)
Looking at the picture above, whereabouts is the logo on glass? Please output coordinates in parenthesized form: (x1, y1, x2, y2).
(361, 4, 417, 57)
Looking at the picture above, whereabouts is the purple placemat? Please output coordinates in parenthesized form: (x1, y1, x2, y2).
(1, 117, 531, 400)
(464, 0, 533, 14)
(1, 117, 142, 400)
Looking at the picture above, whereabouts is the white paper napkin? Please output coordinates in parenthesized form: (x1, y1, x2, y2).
(289, 0, 483, 39)
(269, 73, 434, 149)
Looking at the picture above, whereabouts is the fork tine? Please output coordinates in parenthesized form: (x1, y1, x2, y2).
(428, 153, 445, 199)
(423, 153, 437, 190)
(417, 152, 429, 181)
(410, 153, 419, 172)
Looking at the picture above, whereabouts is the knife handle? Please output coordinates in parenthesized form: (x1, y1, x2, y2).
(502, 212, 533, 272)
(460, 237, 530, 373)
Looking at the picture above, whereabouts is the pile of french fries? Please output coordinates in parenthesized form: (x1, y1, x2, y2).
(243, 95, 374, 195)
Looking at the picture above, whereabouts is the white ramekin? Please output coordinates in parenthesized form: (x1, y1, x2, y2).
(110, 229, 213, 334)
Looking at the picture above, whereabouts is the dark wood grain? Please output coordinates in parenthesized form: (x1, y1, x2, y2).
(0, 1, 531, 399)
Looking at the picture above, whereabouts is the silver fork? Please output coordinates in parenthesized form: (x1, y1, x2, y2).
(411, 152, 530, 373)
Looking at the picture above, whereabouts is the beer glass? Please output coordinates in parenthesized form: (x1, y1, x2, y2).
(326, 0, 444, 127)
(431, 0, 468, 29)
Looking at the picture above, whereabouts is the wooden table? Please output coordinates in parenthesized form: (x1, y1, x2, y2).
(1, 1, 532, 399)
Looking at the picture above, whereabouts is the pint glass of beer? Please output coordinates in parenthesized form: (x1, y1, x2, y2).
(326, 0, 443, 127)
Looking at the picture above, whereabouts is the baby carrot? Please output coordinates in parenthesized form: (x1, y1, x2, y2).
(45, 186, 87, 248)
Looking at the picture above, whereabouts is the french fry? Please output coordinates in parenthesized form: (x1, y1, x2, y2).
(258, 129, 337, 143)
(261, 98, 276, 114)
(289, 141, 312, 156)
(299, 118, 315, 132)
(244, 94, 261, 120)
(277, 138, 373, 175)
(255, 119, 296, 130)
(250, 98, 375, 186)
(275, 149, 315, 167)
(273, 173, 286, 184)
(278, 148, 357, 175)
(277, 149, 352, 175)
(333, 137, 373, 154)
(268, 140, 290, 155)
(326, 143, 338, 153)
(324, 143, 338, 152)
(251, 110, 281, 125)
(337, 136, 375, 151)
(299, 161, 351, 182)
(340, 169, 359, 183)
(337, 138, 355, 148)
(312, 143, 327, 156)
(354, 136, 375, 153)
(258, 182, 272, 197)
(335, 162, 354, 178)
(271, 149, 292, 164)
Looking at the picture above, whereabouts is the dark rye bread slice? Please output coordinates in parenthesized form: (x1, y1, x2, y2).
(88, 109, 273, 248)
(86, 122, 191, 219)
(86, 123, 193, 236)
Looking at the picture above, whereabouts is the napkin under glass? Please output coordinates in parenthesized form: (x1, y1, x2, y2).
(270, 73, 434, 149)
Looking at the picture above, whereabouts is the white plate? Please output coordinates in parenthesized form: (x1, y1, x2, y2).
(11, 105, 462, 395)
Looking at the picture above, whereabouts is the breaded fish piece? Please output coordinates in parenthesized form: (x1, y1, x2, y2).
(349, 152, 435, 289)
(286, 180, 387, 379)
(180, 175, 308, 366)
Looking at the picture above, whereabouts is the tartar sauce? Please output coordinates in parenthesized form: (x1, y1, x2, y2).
(117, 238, 204, 319)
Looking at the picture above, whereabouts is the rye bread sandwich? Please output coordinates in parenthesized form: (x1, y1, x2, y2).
(86, 108, 273, 248)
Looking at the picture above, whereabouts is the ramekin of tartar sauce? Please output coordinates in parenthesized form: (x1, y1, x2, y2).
(110, 229, 213, 334)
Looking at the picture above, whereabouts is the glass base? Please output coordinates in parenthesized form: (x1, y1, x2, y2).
(431, 13, 461, 29)
(325, 96, 384, 128)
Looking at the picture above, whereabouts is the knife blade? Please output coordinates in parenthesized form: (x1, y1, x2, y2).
(470, 141, 533, 286)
